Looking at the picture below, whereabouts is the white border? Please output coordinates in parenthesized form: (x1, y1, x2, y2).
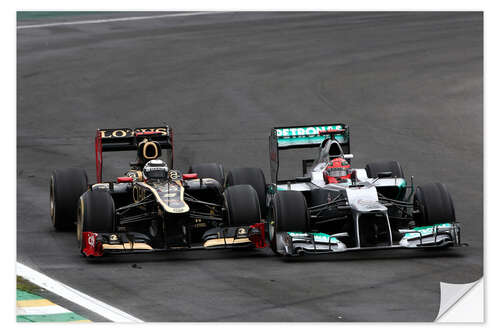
(5, 1, 497, 332)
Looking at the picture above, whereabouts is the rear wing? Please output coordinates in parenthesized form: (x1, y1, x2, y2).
(95, 126, 173, 183)
(269, 123, 350, 183)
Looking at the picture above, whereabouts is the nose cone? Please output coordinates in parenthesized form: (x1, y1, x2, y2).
(351, 199, 387, 213)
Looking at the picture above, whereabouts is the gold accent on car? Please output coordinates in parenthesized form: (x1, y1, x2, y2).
(136, 181, 189, 214)
(203, 237, 251, 247)
(102, 243, 153, 250)
(142, 141, 159, 159)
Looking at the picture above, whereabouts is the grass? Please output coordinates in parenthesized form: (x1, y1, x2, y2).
(17, 276, 43, 295)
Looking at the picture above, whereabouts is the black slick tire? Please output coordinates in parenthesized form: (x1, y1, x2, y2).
(413, 182, 455, 227)
(77, 190, 115, 251)
(50, 168, 88, 231)
(270, 191, 310, 253)
(223, 185, 261, 227)
(225, 167, 267, 216)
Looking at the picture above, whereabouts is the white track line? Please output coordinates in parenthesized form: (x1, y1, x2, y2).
(17, 11, 224, 29)
(16, 262, 143, 323)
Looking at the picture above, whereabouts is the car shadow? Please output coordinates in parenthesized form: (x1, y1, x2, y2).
(81, 246, 466, 265)
(83, 248, 274, 264)
(281, 247, 466, 263)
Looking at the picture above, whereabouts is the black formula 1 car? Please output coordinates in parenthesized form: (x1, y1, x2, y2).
(263, 123, 465, 256)
(49, 125, 266, 257)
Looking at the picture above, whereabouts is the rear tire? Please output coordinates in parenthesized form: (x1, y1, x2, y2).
(189, 163, 225, 186)
(413, 182, 455, 227)
(365, 160, 404, 178)
(270, 191, 310, 253)
(50, 168, 88, 231)
(77, 190, 115, 250)
(225, 167, 267, 216)
(223, 185, 261, 227)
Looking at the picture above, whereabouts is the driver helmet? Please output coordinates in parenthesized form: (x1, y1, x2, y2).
(323, 157, 351, 184)
(143, 159, 169, 181)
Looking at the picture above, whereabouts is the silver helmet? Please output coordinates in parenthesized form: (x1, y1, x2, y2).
(143, 159, 169, 180)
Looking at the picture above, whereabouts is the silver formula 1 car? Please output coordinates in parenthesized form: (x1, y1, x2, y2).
(265, 123, 464, 256)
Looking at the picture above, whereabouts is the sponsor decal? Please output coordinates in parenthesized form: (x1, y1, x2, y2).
(357, 199, 382, 210)
(288, 232, 339, 243)
(133, 185, 147, 202)
(404, 223, 452, 238)
(168, 184, 180, 191)
(276, 125, 343, 137)
(275, 125, 347, 147)
(168, 170, 180, 180)
(87, 234, 95, 247)
(81, 232, 103, 257)
(167, 198, 181, 203)
(100, 127, 168, 139)
(155, 184, 180, 193)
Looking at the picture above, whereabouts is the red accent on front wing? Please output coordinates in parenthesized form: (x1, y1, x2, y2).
(81, 232, 104, 257)
(248, 223, 267, 248)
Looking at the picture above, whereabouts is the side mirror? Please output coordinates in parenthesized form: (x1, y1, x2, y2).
(377, 171, 393, 178)
(331, 232, 349, 238)
(344, 154, 354, 159)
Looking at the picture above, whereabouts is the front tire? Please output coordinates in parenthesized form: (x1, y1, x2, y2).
(413, 182, 455, 227)
(50, 168, 88, 231)
(77, 190, 115, 251)
(223, 185, 261, 227)
(270, 191, 310, 254)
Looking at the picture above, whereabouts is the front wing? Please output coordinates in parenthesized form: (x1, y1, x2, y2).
(275, 223, 464, 256)
(81, 223, 266, 257)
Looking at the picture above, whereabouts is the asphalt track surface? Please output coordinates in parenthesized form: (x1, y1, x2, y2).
(17, 12, 483, 322)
